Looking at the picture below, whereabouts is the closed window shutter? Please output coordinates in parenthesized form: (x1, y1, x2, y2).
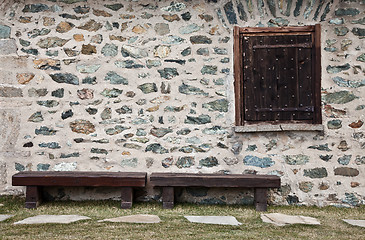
(242, 34, 315, 122)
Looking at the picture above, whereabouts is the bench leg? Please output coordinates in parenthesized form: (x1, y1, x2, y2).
(121, 187, 133, 209)
(25, 186, 41, 209)
(254, 188, 268, 211)
(162, 187, 174, 209)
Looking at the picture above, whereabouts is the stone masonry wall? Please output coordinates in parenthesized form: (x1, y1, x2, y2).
(0, 0, 364, 207)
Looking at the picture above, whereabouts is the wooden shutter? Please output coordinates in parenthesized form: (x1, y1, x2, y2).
(234, 25, 321, 125)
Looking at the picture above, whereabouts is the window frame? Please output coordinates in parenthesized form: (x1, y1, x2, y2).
(233, 25, 322, 129)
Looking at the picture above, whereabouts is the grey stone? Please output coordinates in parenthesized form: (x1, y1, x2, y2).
(334, 27, 349, 36)
(203, 126, 228, 135)
(138, 83, 157, 94)
(91, 148, 108, 155)
(179, 24, 200, 34)
(246, 145, 257, 151)
(101, 108, 112, 120)
(179, 83, 208, 96)
(355, 156, 365, 165)
(299, 181, 313, 193)
(154, 23, 170, 36)
(185, 216, 241, 226)
(261, 213, 320, 226)
(332, 77, 365, 88)
(116, 106, 132, 114)
(352, 17, 365, 25)
(323, 91, 358, 104)
(176, 156, 194, 168)
(0, 39, 17, 55)
(19, 39, 30, 47)
(335, 8, 359, 17)
(36, 100, 59, 108)
(181, 47, 191, 56)
(76, 64, 101, 74)
(231, 142, 243, 155)
(224, 1, 237, 24)
(201, 65, 217, 75)
(35, 126, 57, 136)
(199, 157, 218, 167)
(105, 125, 129, 135)
(197, 48, 209, 56)
(190, 36, 212, 44)
(303, 167, 328, 178)
(176, 128, 191, 135)
(324, 47, 337, 52)
(184, 115, 211, 124)
(28, 28, 51, 38)
(162, 35, 184, 44)
(99, 215, 160, 223)
(100, 43, 118, 57)
(146, 143, 169, 154)
(14, 215, 90, 224)
(61, 109, 74, 120)
(342, 219, 365, 228)
(203, 99, 228, 112)
(243, 155, 274, 168)
(150, 127, 172, 138)
(0, 215, 13, 222)
(268, 18, 289, 27)
(82, 77, 97, 85)
(28, 112, 43, 122)
(158, 68, 179, 79)
(342, 193, 360, 206)
(105, 71, 128, 85)
(60, 153, 79, 158)
(213, 48, 228, 55)
(293, 0, 304, 17)
(73, 6, 89, 14)
(0, 25, 11, 39)
(329, 18, 344, 25)
(334, 167, 359, 177)
(37, 37, 69, 48)
(50, 73, 79, 85)
(146, 60, 161, 68)
(164, 59, 186, 65)
(338, 155, 351, 165)
(328, 119, 342, 129)
(319, 155, 333, 161)
(15, 163, 25, 171)
(326, 64, 350, 74)
(181, 12, 191, 21)
(121, 45, 148, 58)
(308, 144, 331, 151)
(285, 154, 309, 165)
(22, 4, 49, 13)
(357, 54, 365, 62)
(161, 2, 186, 12)
(115, 60, 144, 69)
(104, 4, 123, 11)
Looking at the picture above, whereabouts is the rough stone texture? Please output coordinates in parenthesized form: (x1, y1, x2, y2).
(99, 214, 161, 223)
(185, 216, 241, 226)
(0, 0, 363, 207)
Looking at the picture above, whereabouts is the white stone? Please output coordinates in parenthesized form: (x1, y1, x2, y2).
(343, 219, 365, 228)
(0, 39, 17, 55)
(14, 215, 90, 224)
(184, 216, 242, 226)
(261, 213, 320, 226)
(53, 162, 77, 171)
(98, 214, 161, 223)
(0, 214, 13, 222)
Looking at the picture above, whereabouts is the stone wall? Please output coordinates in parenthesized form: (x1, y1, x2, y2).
(0, 0, 364, 207)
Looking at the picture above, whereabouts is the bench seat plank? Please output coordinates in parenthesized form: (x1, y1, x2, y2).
(13, 171, 146, 187)
(150, 173, 280, 188)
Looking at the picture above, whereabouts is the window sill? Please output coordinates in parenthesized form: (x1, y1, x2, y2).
(235, 124, 324, 133)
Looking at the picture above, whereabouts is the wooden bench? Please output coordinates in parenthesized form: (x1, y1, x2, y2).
(12, 171, 147, 209)
(150, 173, 281, 211)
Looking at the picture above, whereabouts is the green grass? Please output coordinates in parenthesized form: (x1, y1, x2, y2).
(0, 196, 364, 240)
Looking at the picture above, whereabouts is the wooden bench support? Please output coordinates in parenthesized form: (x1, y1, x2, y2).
(25, 186, 41, 209)
(120, 187, 133, 209)
(13, 171, 147, 209)
(150, 173, 280, 211)
(162, 187, 174, 209)
(254, 188, 268, 212)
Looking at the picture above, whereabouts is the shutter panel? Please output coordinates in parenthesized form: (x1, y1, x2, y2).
(242, 33, 315, 122)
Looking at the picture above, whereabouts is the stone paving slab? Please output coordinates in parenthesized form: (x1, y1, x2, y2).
(261, 213, 320, 226)
(99, 214, 161, 223)
(343, 219, 365, 228)
(14, 215, 91, 225)
(0, 215, 13, 222)
(184, 216, 242, 226)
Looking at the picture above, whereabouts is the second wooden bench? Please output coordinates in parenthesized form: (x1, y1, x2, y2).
(150, 173, 281, 211)
(12, 171, 147, 209)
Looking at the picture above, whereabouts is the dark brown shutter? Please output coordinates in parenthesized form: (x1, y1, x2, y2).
(242, 32, 315, 122)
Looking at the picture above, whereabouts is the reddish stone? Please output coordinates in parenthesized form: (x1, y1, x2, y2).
(349, 120, 363, 128)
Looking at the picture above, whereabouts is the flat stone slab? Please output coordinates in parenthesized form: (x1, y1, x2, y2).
(0, 215, 13, 222)
(184, 216, 242, 226)
(14, 215, 90, 225)
(343, 219, 365, 228)
(98, 214, 161, 223)
(261, 213, 320, 226)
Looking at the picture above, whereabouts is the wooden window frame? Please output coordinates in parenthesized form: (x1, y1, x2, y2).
(234, 25, 322, 129)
